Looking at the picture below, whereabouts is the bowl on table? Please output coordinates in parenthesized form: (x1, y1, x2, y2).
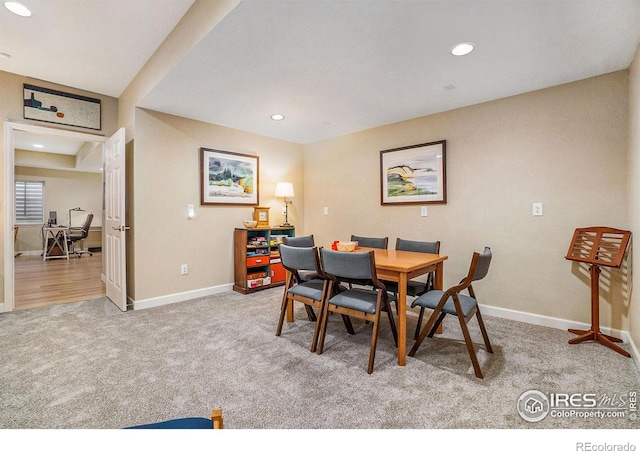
(336, 241, 357, 252)
(243, 220, 258, 228)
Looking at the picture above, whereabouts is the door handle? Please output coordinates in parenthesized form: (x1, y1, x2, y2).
(112, 225, 131, 231)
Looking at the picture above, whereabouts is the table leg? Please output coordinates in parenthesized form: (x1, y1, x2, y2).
(62, 230, 69, 259)
(434, 261, 444, 335)
(397, 273, 407, 366)
(42, 231, 48, 261)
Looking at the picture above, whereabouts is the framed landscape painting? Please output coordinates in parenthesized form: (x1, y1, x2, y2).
(380, 140, 447, 205)
(200, 148, 259, 206)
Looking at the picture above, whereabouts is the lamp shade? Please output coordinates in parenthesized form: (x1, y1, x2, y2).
(274, 182, 294, 198)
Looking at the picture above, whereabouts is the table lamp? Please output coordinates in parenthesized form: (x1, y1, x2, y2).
(274, 182, 294, 226)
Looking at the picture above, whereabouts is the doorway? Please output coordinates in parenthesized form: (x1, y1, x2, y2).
(4, 122, 108, 312)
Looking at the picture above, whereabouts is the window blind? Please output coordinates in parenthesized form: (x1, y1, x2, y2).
(15, 180, 44, 223)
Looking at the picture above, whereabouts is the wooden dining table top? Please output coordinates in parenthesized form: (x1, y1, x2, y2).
(353, 247, 448, 279)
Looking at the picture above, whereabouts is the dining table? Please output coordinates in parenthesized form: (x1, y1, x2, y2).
(285, 246, 448, 366)
(361, 247, 448, 366)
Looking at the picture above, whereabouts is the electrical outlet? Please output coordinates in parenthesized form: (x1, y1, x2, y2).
(421, 206, 428, 217)
(323, 207, 329, 215)
(533, 203, 543, 216)
(181, 264, 188, 275)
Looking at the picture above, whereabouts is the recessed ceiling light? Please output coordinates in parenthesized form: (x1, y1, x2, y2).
(0, 52, 10, 60)
(451, 42, 474, 56)
(4, 1, 32, 17)
(32, 144, 43, 148)
(271, 114, 285, 121)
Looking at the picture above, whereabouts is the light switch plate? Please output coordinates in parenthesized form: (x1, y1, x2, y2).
(323, 207, 329, 215)
(533, 203, 543, 216)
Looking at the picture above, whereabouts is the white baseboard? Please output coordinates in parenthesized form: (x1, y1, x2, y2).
(131, 283, 234, 310)
(481, 304, 640, 369)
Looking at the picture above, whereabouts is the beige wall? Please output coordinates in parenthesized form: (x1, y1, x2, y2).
(14, 166, 103, 252)
(304, 71, 630, 329)
(628, 45, 640, 349)
(0, 70, 119, 304)
(131, 108, 304, 302)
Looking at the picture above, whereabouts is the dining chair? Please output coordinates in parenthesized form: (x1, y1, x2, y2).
(350, 235, 388, 249)
(277, 244, 354, 351)
(282, 234, 314, 247)
(281, 235, 318, 281)
(316, 248, 398, 374)
(385, 238, 441, 339)
(408, 247, 493, 378)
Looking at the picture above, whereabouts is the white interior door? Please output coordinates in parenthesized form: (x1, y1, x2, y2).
(104, 128, 127, 311)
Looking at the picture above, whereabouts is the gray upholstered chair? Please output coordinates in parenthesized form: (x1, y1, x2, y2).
(316, 248, 397, 374)
(385, 238, 440, 338)
(350, 235, 388, 249)
(408, 247, 493, 378)
(282, 235, 314, 247)
(276, 244, 328, 351)
(280, 235, 317, 281)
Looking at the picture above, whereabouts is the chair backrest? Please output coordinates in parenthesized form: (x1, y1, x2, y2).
(279, 244, 320, 273)
(282, 235, 314, 247)
(452, 246, 492, 295)
(71, 213, 94, 239)
(320, 248, 383, 289)
(395, 238, 440, 254)
(472, 246, 492, 281)
(350, 235, 388, 249)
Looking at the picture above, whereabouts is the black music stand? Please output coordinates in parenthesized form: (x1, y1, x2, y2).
(565, 226, 631, 357)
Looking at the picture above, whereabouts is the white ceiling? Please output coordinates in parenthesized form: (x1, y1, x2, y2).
(2, 0, 640, 150)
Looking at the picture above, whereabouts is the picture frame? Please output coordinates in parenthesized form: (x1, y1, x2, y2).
(200, 148, 259, 206)
(380, 140, 447, 205)
(23, 84, 101, 130)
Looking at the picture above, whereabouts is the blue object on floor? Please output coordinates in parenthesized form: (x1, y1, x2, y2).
(126, 417, 214, 429)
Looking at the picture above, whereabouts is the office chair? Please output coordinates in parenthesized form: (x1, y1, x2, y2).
(67, 213, 94, 257)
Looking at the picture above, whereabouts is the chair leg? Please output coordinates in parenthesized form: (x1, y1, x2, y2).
(414, 307, 425, 340)
(455, 306, 484, 379)
(316, 301, 331, 355)
(409, 301, 444, 357)
(275, 294, 290, 336)
(341, 315, 355, 335)
(427, 312, 446, 338)
(310, 302, 324, 353)
(385, 299, 398, 346)
(304, 304, 317, 322)
(367, 313, 380, 374)
(475, 309, 493, 353)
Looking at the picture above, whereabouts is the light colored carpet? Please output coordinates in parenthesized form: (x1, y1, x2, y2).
(0, 287, 639, 431)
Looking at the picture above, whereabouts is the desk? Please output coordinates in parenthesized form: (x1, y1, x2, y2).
(364, 248, 447, 366)
(43, 226, 69, 260)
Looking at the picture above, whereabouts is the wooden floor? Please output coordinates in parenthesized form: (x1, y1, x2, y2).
(14, 254, 106, 310)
